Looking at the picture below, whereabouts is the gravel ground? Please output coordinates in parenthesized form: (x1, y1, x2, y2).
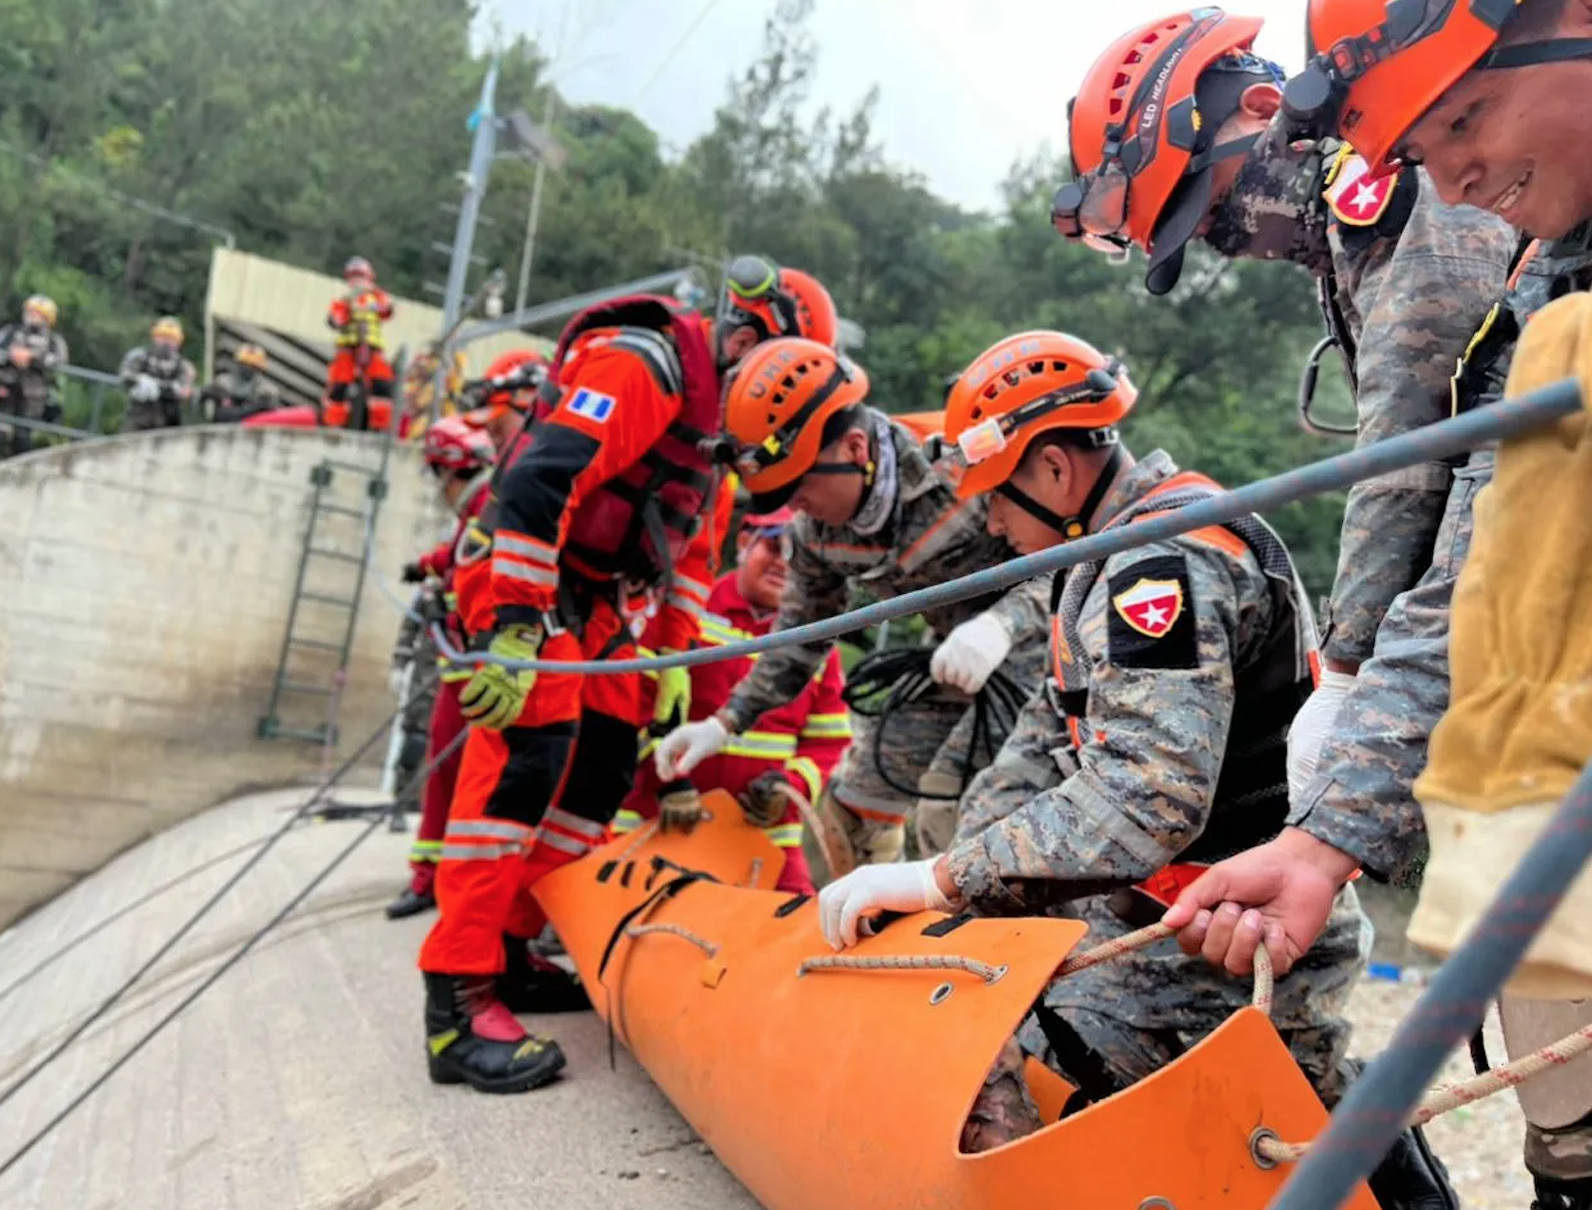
(1345, 978, 1534, 1208)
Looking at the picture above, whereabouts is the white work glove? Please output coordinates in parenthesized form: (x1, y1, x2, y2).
(653, 716, 730, 781)
(389, 664, 409, 701)
(1285, 669, 1356, 803)
(818, 859, 956, 950)
(132, 373, 161, 403)
(929, 611, 1013, 695)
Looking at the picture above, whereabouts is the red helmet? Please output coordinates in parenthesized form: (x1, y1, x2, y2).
(1058, 9, 1281, 293)
(343, 256, 375, 282)
(423, 416, 495, 473)
(715, 255, 839, 366)
(740, 505, 796, 540)
(463, 348, 548, 426)
(1292, 0, 1527, 177)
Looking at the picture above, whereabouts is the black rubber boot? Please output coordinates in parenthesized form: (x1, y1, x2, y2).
(385, 886, 436, 919)
(1533, 1175, 1592, 1210)
(424, 973, 566, 1094)
(498, 934, 592, 1014)
(1367, 1124, 1460, 1210)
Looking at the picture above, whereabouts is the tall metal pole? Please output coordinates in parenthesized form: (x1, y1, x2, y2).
(440, 57, 501, 336)
(515, 5, 569, 316)
(514, 84, 558, 316)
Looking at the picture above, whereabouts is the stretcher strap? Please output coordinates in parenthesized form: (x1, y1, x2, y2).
(1059, 923, 1275, 1012)
(796, 953, 1007, 984)
(1057, 926, 1592, 1168)
(626, 922, 719, 957)
(596, 867, 719, 986)
(774, 782, 853, 883)
(1258, 1020, 1592, 1166)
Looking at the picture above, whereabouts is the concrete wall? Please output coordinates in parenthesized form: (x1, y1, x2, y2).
(0, 426, 449, 926)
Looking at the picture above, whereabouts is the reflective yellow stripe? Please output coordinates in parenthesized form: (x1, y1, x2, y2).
(799, 713, 851, 739)
(762, 822, 805, 848)
(698, 619, 760, 660)
(725, 731, 797, 759)
(410, 839, 442, 863)
(785, 756, 822, 801)
(612, 809, 644, 835)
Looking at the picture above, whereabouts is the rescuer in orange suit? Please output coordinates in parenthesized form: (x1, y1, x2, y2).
(385, 360, 545, 921)
(417, 257, 840, 1095)
(615, 506, 852, 898)
(322, 255, 396, 432)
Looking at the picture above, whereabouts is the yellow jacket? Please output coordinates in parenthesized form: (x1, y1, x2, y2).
(1412, 292, 1592, 998)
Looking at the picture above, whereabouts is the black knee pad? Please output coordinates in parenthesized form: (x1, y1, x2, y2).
(485, 722, 578, 826)
(554, 711, 639, 827)
(1533, 1175, 1592, 1210)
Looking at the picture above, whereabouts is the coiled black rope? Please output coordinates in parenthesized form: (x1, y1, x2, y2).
(841, 647, 1028, 800)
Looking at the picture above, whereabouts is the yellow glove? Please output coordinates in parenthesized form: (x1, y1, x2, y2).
(659, 781, 704, 834)
(653, 660, 691, 726)
(458, 622, 544, 730)
(1412, 291, 1592, 999)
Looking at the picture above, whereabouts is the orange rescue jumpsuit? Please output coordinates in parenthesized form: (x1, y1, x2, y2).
(323, 289, 396, 431)
(419, 318, 720, 976)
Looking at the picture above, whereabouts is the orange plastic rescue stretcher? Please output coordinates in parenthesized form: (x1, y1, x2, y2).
(535, 791, 1378, 1210)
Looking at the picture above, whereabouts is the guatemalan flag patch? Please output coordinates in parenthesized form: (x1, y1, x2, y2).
(567, 387, 615, 423)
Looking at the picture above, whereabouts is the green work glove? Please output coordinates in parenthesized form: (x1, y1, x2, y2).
(653, 660, 692, 726)
(459, 622, 544, 730)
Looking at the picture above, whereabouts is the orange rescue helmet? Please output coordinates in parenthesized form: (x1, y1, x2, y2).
(715, 255, 839, 366)
(719, 336, 870, 511)
(464, 348, 548, 426)
(943, 330, 1135, 502)
(1288, 0, 1529, 175)
(1058, 8, 1281, 293)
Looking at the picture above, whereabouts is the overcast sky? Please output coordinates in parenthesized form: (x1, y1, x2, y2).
(485, 0, 1309, 213)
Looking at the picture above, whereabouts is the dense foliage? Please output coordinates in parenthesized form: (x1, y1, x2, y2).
(0, 0, 1354, 591)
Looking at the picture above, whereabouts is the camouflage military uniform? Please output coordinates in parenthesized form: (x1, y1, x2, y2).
(719, 410, 1051, 861)
(392, 588, 441, 787)
(1295, 226, 1592, 1189)
(0, 320, 67, 457)
(945, 452, 1368, 1130)
(1207, 128, 1514, 665)
(118, 344, 197, 432)
(202, 369, 281, 423)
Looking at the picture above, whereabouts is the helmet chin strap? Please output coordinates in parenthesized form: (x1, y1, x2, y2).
(995, 445, 1123, 542)
(802, 429, 877, 521)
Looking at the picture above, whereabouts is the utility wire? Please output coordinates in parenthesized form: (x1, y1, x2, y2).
(0, 669, 440, 1113)
(0, 725, 468, 1181)
(631, 0, 724, 106)
(0, 835, 271, 1008)
(429, 378, 1582, 677)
